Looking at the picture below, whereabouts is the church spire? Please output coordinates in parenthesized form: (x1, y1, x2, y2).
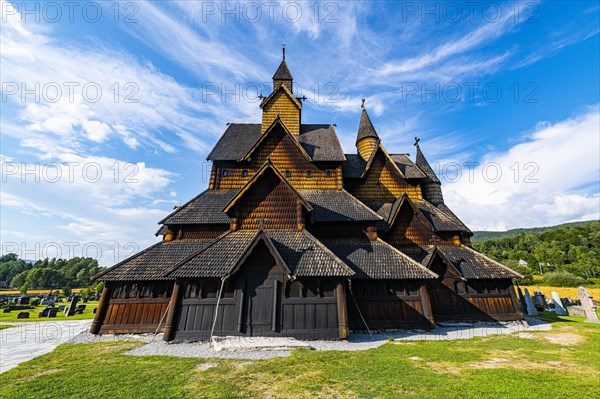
(415, 137, 444, 205)
(356, 99, 380, 160)
(272, 45, 293, 92)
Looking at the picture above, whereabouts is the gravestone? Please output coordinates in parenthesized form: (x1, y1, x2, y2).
(2, 308, 11, 313)
(533, 292, 546, 307)
(47, 308, 58, 318)
(38, 307, 51, 318)
(577, 286, 600, 323)
(16, 296, 30, 305)
(566, 306, 586, 317)
(16, 311, 29, 319)
(523, 288, 538, 316)
(64, 295, 79, 316)
(517, 287, 527, 314)
(57, 305, 65, 311)
(551, 291, 568, 315)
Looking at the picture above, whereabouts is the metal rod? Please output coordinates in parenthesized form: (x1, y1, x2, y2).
(347, 279, 374, 341)
(209, 277, 227, 346)
(150, 300, 171, 343)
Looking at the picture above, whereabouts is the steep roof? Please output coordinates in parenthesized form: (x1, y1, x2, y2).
(206, 124, 345, 162)
(415, 142, 440, 184)
(159, 189, 236, 225)
(322, 237, 438, 280)
(433, 245, 523, 280)
(167, 229, 354, 279)
(416, 200, 470, 233)
(388, 154, 427, 179)
(273, 59, 293, 81)
(93, 239, 214, 281)
(356, 104, 380, 144)
(297, 189, 383, 223)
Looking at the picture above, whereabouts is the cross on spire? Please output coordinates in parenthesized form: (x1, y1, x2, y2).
(282, 44, 286, 60)
(414, 136, 421, 147)
(361, 98, 366, 109)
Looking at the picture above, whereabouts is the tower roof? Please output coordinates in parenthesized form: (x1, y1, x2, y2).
(356, 99, 380, 144)
(273, 47, 293, 81)
(414, 138, 440, 184)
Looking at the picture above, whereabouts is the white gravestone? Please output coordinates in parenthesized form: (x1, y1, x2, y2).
(524, 288, 538, 316)
(551, 291, 568, 315)
(577, 286, 600, 323)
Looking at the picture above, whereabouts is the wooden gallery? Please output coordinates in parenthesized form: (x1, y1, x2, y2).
(91, 51, 523, 341)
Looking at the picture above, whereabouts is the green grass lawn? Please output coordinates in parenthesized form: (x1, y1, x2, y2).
(0, 301, 99, 323)
(0, 313, 598, 399)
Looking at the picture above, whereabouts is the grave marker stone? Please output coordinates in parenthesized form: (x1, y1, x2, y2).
(577, 286, 600, 323)
(551, 291, 568, 315)
(524, 288, 538, 316)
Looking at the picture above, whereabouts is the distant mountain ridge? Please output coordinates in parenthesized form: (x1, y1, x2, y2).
(472, 220, 597, 242)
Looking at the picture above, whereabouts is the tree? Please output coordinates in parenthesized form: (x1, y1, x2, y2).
(20, 282, 28, 294)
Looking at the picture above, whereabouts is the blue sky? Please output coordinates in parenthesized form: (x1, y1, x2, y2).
(1, 0, 599, 265)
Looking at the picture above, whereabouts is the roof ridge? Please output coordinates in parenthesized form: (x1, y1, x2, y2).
(460, 245, 524, 278)
(158, 189, 210, 225)
(301, 229, 356, 276)
(375, 237, 439, 279)
(92, 241, 164, 281)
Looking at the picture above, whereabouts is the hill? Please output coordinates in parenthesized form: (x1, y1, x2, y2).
(471, 220, 596, 242)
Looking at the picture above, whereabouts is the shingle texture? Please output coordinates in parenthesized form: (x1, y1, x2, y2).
(267, 230, 354, 276)
(341, 154, 367, 179)
(160, 189, 237, 225)
(356, 107, 379, 143)
(322, 238, 437, 280)
(94, 239, 214, 281)
(207, 124, 345, 162)
(168, 231, 258, 278)
(298, 189, 382, 223)
(273, 60, 293, 80)
(389, 154, 427, 179)
(436, 245, 522, 279)
(416, 200, 470, 233)
(415, 145, 440, 183)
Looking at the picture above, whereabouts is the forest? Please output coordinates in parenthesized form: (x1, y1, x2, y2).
(0, 254, 104, 290)
(473, 220, 599, 285)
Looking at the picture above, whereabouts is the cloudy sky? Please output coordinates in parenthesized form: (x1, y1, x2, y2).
(1, 0, 599, 265)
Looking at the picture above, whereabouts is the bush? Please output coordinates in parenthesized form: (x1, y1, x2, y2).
(20, 282, 28, 294)
(542, 272, 589, 287)
(62, 287, 72, 297)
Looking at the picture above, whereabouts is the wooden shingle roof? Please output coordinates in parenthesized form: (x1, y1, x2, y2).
(206, 124, 345, 162)
(159, 189, 236, 225)
(388, 154, 427, 179)
(356, 106, 380, 144)
(93, 239, 214, 281)
(297, 189, 383, 223)
(322, 237, 438, 280)
(415, 143, 440, 184)
(433, 245, 522, 280)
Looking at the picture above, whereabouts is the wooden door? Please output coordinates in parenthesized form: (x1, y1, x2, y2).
(429, 279, 459, 319)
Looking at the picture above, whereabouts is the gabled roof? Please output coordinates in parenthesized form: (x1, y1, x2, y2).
(416, 200, 470, 233)
(207, 124, 345, 162)
(415, 142, 440, 184)
(322, 237, 438, 280)
(386, 194, 434, 232)
(388, 154, 427, 179)
(356, 104, 380, 144)
(273, 59, 293, 81)
(166, 229, 354, 279)
(159, 189, 236, 225)
(346, 145, 408, 180)
(222, 161, 312, 214)
(297, 189, 383, 223)
(259, 83, 301, 110)
(433, 245, 523, 280)
(424, 247, 466, 281)
(241, 117, 310, 162)
(92, 239, 215, 281)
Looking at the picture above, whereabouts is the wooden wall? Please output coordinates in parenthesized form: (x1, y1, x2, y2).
(98, 281, 173, 334)
(213, 127, 342, 190)
(347, 280, 433, 330)
(384, 202, 455, 247)
(262, 89, 300, 134)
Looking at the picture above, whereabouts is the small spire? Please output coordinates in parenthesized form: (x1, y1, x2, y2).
(361, 98, 365, 109)
(415, 140, 440, 184)
(356, 101, 379, 144)
(282, 44, 286, 60)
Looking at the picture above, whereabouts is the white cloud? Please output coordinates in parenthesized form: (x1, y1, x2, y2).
(444, 106, 600, 230)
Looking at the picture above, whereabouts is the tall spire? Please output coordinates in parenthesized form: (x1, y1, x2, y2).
(273, 45, 293, 92)
(356, 99, 380, 160)
(414, 137, 440, 184)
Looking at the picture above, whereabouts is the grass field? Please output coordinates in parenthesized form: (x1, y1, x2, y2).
(0, 301, 99, 323)
(521, 285, 600, 299)
(0, 312, 598, 399)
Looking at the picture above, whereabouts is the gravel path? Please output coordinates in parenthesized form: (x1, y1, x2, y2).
(65, 318, 551, 360)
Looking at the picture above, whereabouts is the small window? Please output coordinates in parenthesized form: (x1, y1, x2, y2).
(222, 280, 235, 298)
(303, 279, 318, 297)
(222, 170, 228, 177)
(306, 171, 312, 178)
(287, 280, 303, 298)
(326, 170, 332, 177)
(202, 279, 219, 299)
(242, 170, 248, 177)
(285, 170, 291, 178)
(456, 281, 466, 294)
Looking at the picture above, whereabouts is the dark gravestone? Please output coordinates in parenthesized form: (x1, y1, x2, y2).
(16, 312, 29, 319)
(93, 308, 97, 314)
(82, 297, 88, 303)
(2, 308, 11, 313)
(38, 308, 51, 318)
(76, 304, 86, 312)
(47, 308, 58, 318)
(57, 305, 65, 311)
(64, 295, 80, 316)
(17, 296, 30, 305)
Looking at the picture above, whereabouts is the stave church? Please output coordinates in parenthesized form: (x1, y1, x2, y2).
(91, 50, 523, 341)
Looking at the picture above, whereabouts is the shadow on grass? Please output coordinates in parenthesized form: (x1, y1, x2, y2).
(529, 311, 580, 324)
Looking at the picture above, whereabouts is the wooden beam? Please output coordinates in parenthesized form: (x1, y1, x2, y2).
(336, 279, 349, 339)
(163, 280, 182, 342)
(419, 283, 435, 329)
(90, 284, 111, 334)
(508, 283, 525, 320)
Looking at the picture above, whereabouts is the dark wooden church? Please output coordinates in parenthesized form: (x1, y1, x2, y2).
(91, 51, 523, 341)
